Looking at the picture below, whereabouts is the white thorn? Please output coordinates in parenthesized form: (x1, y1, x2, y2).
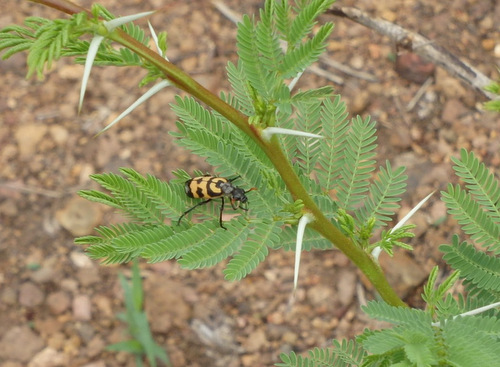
(261, 127, 323, 142)
(98, 80, 170, 134)
(103, 11, 155, 32)
(79, 35, 104, 113)
(293, 213, 315, 292)
(371, 191, 434, 261)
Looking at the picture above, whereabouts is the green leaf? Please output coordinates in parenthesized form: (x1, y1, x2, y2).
(440, 236, 500, 291)
(279, 22, 334, 78)
(442, 184, 500, 252)
(451, 148, 500, 223)
(89, 172, 166, 224)
(275, 0, 292, 37)
(290, 86, 334, 104)
(225, 61, 255, 115)
(337, 116, 377, 210)
(107, 340, 144, 353)
(443, 317, 500, 367)
(315, 95, 350, 191)
(277, 339, 366, 367)
(141, 223, 216, 263)
(78, 189, 122, 209)
(178, 217, 249, 269)
(356, 161, 407, 227)
(28, 17, 84, 79)
(362, 301, 432, 327)
(422, 266, 460, 312)
(287, 0, 336, 47)
(256, 0, 283, 73)
(403, 332, 437, 367)
(170, 96, 281, 218)
(223, 220, 280, 280)
(236, 15, 276, 99)
(120, 168, 186, 221)
(293, 100, 323, 175)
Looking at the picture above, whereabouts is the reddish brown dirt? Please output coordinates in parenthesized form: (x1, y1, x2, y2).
(0, 1, 498, 366)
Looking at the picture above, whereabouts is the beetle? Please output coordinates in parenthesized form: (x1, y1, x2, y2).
(177, 175, 255, 229)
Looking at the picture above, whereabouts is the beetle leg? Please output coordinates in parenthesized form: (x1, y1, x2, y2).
(178, 199, 213, 226)
(219, 197, 227, 230)
(230, 198, 239, 210)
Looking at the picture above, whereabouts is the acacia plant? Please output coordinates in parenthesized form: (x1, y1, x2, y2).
(2, 0, 499, 366)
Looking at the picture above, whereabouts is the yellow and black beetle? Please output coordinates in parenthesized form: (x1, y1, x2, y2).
(177, 175, 255, 229)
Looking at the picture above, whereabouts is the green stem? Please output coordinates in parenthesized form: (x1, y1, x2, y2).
(110, 31, 255, 138)
(117, 31, 405, 305)
(30, 0, 406, 307)
(260, 139, 407, 307)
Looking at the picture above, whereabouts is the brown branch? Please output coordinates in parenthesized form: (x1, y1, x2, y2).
(327, 6, 498, 100)
(30, 0, 89, 15)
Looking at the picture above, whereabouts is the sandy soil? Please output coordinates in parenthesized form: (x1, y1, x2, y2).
(0, 0, 498, 366)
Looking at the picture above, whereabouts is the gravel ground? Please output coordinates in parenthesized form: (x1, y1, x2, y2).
(0, 0, 498, 366)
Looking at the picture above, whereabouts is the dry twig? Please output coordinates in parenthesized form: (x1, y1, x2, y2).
(327, 7, 498, 100)
(319, 56, 378, 82)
